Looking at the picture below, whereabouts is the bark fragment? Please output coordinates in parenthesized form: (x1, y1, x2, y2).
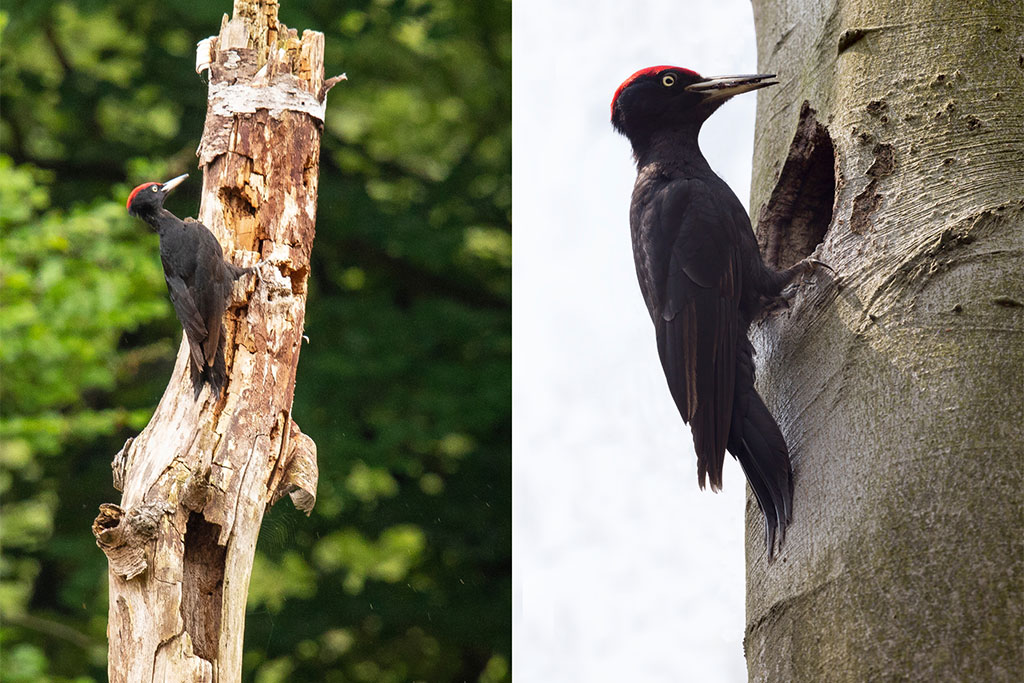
(269, 419, 318, 513)
(849, 142, 895, 235)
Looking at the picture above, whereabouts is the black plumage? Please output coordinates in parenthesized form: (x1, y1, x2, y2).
(612, 66, 826, 558)
(127, 174, 248, 395)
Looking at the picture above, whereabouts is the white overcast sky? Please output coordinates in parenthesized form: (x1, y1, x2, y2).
(513, 1, 764, 681)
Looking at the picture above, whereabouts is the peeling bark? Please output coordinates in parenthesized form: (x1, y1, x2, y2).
(93, 1, 338, 680)
(746, 0, 1023, 680)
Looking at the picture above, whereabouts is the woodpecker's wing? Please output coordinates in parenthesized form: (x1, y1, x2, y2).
(188, 222, 234, 368)
(645, 178, 742, 491)
(165, 274, 209, 373)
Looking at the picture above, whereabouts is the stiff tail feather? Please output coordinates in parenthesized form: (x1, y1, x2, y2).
(729, 340, 793, 560)
(189, 336, 227, 397)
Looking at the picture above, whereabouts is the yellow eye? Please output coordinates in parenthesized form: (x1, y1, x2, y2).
(151, 186, 159, 192)
(662, 74, 676, 87)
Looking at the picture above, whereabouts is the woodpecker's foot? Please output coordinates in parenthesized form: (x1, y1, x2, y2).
(249, 260, 296, 299)
(792, 257, 835, 283)
(760, 259, 835, 320)
(229, 265, 262, 306)
(761, 292, 793, 317)
(253, 260, 270, 285)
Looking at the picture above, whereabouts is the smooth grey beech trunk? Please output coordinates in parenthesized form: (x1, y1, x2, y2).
(743, 1, 1023, 680)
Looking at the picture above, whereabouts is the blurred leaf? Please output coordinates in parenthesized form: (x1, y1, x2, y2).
(247, 552, 317, 614)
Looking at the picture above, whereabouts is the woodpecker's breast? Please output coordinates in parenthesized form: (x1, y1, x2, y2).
(159, 225, 199, 281)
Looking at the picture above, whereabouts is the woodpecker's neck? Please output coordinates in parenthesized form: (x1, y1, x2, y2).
(632, 123, 712, 175)
(138, 208, 181, 235)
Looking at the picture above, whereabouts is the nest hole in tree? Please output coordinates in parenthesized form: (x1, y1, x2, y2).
(181, 513, 226, 662)
(756, 101, 837, 270)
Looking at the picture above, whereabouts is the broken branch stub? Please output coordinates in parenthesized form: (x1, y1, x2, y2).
(94, 2, 339, 681)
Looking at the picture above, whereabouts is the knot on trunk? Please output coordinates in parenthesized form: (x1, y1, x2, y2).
(92, 503, 170, 580)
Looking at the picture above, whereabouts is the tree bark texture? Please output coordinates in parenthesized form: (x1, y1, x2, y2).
(92, 1, 337, 680)
(744, 0, 1023, 680)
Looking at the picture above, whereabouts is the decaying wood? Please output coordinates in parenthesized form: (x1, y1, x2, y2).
(745, 0, 1023, 680)
(93, 1, 341, 680)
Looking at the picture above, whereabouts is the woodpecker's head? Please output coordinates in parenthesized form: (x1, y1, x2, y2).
(126, 174, 189, 218)
(611, 66, 776, 142)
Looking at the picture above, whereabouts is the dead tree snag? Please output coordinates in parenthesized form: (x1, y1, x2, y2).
(93, 1, 342, 680)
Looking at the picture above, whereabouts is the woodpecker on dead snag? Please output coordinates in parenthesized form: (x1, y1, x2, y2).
(127, 174, 250, 396)
(611, 66, 830, 560)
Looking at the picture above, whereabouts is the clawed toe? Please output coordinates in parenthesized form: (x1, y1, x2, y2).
(800, 257, 836, 277)
(793, 257, 837, 286)
(765, 293, 792, 313)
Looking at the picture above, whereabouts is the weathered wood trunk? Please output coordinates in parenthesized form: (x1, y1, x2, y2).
(743, 0, 1024, 680)
(92, 1, 340, 679)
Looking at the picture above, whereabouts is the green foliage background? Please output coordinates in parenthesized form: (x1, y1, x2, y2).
(0, 1, 510, 680)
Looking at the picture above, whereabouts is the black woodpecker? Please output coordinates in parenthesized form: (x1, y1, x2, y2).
(127, 174, 249, 395)
(611, 66, 828, 559)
